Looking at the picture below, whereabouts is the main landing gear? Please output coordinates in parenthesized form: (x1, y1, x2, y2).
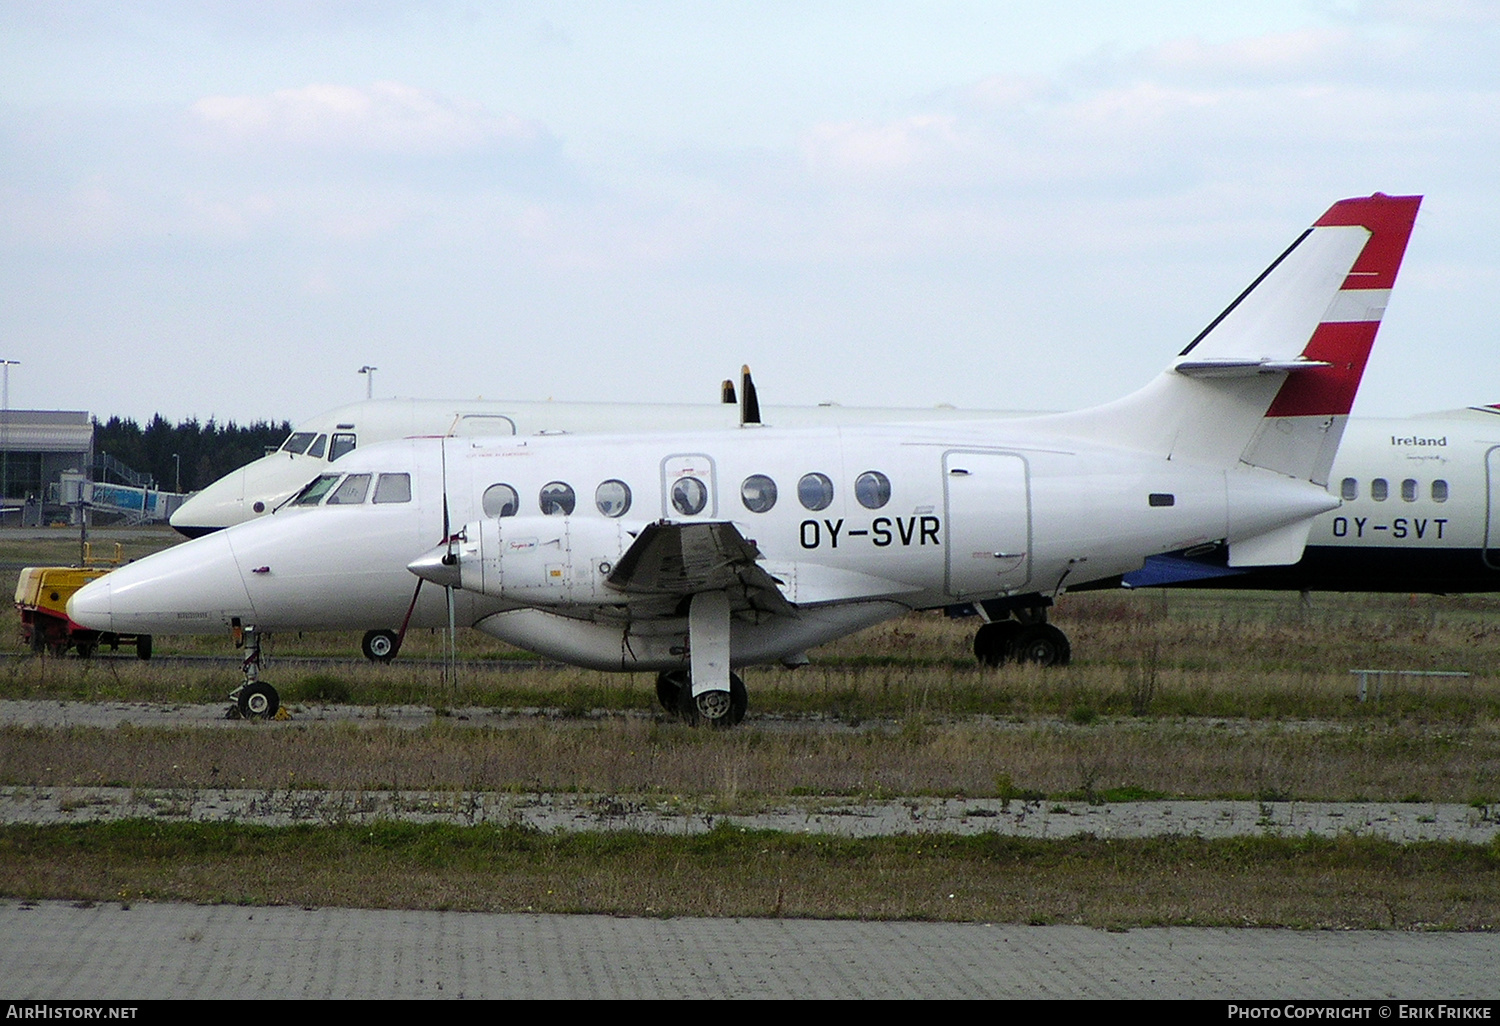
(973, 604, 1071, 668)
(655, 669, 748, 727)
(227, 624, 281, 720)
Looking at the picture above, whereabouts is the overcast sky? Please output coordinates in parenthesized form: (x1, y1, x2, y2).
(2, 1, 1496, 426)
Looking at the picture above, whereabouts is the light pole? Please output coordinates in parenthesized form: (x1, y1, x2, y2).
(172, 453, 181, 493)
(359, 365, 378, 400)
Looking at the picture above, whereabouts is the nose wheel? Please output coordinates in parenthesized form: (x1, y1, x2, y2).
(227, 624, 282, 720)
(232, 680, 281, 720)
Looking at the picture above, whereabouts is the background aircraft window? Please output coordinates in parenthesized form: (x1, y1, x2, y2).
(595, 480, 632, 517)
(483, 484, 520, 517)
(798, 473, 834, 511)
(1340, 478, 1358, 501)
(373, 473, 411, 504)
(306, 434, 328, 459)
(539, 481, 576, 516)
(671, 476, 708, 516)
(741, 474, 778, 513)
(329, 433, 357, 461)
(326, 473, 371, 505)
(291, 474, 342, 506)
(855, 471, 892, 510)
(1432, 480, 1449, 503)
(1401, 478, 1418, 502)
(1371, 478, 1389, 501)
(281, 432, 317, 455)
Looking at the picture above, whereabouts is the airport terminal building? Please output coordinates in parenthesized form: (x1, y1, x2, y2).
(0, 410, 93, 525)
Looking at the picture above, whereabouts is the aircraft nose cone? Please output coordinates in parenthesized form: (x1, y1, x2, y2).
(67, 577, 114, 632)
(407, 545, 462, 590)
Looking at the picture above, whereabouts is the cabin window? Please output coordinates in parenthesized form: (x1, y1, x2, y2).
(1401, 478, 1418, 502)
(1370, 478, 1389, 502)
(671, 476, 709, 516)
(855, 471, 892, 510)
(291, 474, 341, 506)
(1340, 478, 1358, 501)
(326, 473, 371, 505)
(373, 473, 411, 504)
(329, 433, 357, 461)
(1432, 479, 1449, 503)
(1148, 493, 1175, 507)
(539, 481, 576, 516)
(595, 480, 632, 518)
(281, 432, 317, 455)
(306, 434, 328, 459)
(798, 473, 835, 511)
(483, 483, 519, 518)
(741, 474, 778, 513)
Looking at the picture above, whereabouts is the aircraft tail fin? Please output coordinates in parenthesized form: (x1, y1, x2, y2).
(1042, 193, 1421, 485)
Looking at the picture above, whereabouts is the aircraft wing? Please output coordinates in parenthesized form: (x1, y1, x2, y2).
(605, 520, 796, 616)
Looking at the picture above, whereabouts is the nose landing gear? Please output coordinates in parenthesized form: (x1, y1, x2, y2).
(227, 624, 282, 720)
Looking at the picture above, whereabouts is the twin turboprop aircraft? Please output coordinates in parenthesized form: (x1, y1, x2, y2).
(70, 194, 1421, 724)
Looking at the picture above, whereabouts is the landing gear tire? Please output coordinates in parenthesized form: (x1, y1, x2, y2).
(655, 670, 689, 713)
(362, 629, 399, 663)
(974, 621, 1023, 667)
(676, 672, 748, 728)
(1012, 624, 1071, 667)
(136, 635, 153, 661)
(75, 642, 95, 659)
(237, 681, 280, 720)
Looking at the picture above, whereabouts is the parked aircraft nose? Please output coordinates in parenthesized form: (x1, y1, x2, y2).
(407, 544, 462, 590)
(66, 531, 257, 635)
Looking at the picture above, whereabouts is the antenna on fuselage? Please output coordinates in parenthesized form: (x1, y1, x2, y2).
(739, 365, 761, 427)
(721, 379, 737, 404)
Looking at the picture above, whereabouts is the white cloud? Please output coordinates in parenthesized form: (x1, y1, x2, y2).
(190, 81, 544, 155)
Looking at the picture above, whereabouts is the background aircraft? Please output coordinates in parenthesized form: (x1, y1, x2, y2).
(168, 391, 1039, 539)
(69, 194, 1421, 723)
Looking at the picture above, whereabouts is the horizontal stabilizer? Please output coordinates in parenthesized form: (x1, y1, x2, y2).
(1175, 358, 1331, 379)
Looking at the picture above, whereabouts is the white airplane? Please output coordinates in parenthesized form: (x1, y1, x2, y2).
(69, 193, 1421, 723)
(168, 393, 1042, 539)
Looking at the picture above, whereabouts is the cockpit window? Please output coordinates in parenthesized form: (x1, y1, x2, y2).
(306, 434, 328, 459)
(326, 473, 371, 505)
(281, 432, 317, 455)
(329, 433, 357, 461)
(373, 473, 412, 504)
(291, 474, 342, 506)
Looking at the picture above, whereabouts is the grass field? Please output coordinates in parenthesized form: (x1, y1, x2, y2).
(3, 526, 1499, 926)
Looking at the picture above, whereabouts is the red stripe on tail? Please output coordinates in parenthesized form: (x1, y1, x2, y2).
(1264, 193, 1421, 418)
(1313, 193, 1422, 290)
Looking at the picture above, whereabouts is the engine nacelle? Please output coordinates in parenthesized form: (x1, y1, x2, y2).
(452, 516, 637, 605)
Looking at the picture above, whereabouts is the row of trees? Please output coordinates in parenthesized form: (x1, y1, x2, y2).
(93, 415, 293, 494)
